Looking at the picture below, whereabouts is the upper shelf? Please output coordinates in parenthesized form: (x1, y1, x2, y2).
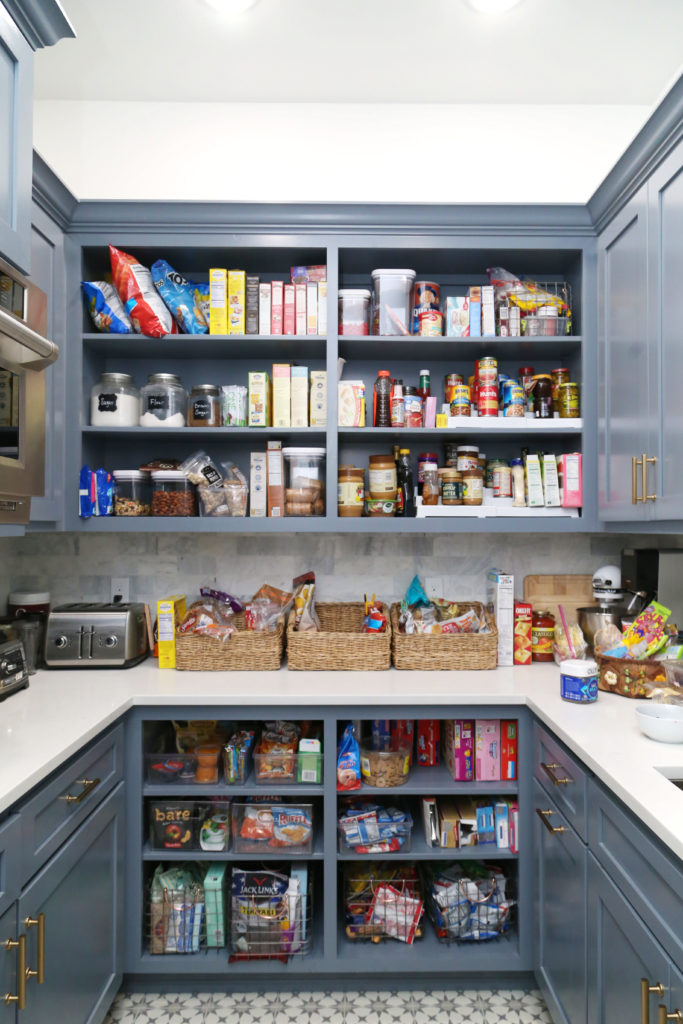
(83, 334, 327, 360)
(338, 335, 582, 361)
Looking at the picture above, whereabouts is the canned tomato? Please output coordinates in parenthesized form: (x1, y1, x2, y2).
(410, 281, 440, 334)
(418, 310, 443, 336)
(551, 368, 570, 402)
(476, 356, 498, 385)
(558, 381, 580, 418)
(502, 382, 526, 417)
(450, 385, 471, 416)
(478, 383, 499, 417)
(445, 373, 464, 404)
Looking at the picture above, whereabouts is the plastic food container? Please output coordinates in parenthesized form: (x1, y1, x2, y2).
(151, 471, 196, 517)
(253, 751, 323, 785)
(145, 753, 199, 784)
(338, 289, 371, 335)
(371, 269, 416, 336)
(140, 373, 186, 426)
(360, 745, 411, 787)
(283, 447, 326, 516)
(231, 802, 314, 855)
(523, 315, 570, 337)
(148, 800, 231, 851)
(194, 744, 222, 784)
(113, 470, 151, 516)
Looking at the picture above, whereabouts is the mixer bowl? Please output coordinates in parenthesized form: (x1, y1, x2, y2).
(577, 606, 627, 654)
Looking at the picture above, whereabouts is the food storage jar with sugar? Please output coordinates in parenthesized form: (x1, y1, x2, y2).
(90, 372, 140, 426)
(283, 447, 326, 516)
(140, 373, 186, 427)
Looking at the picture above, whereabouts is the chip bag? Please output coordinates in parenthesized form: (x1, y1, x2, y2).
(109, 245, 178, 337)
(82, 281, 133, 333)
(337, 723, 361, 792)
(151, 259, 208, 335)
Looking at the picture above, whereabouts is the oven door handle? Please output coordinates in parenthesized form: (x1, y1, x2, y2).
(0, 307, 59, 371)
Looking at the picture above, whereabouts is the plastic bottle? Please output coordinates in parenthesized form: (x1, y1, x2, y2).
(417, 369, 431, 403)
(390, 379, 405, 427)
(396, 448, 415, 517)
(373, 370, 392, 427)
(511, 458, 526, 506)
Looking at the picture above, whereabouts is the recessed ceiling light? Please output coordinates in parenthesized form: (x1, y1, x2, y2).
(466, 0, 523, 12)
(205, 0, 259, 13)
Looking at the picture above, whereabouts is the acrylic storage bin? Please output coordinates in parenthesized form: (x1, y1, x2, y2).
(145, 749, 221, 785)
(151, 471, 196, 516)
(337, 805, 413, 854)
(282, 447, 325, 516)
(338, 288, 371, 335)
(113, 469, 151, 516)
(360, 744, 412, 787)
(371, 268, 415, 336)
(253, 750, 323, 786)
(231, 802, 314, 856)
(148, 862, 229, 954)
(148, 800, 231, 852)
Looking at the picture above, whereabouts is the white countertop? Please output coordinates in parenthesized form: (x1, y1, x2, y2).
(2, 662, 682, 862)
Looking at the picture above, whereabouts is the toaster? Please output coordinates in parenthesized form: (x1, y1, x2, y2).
(45, 602, 149, 668)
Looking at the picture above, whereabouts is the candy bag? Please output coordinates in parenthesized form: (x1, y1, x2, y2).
(244, 584, 293, 632)
(293, 571, 320, 632)
(82, 281, 132, 333)
(337, 723, 361, 792)
(151, 259, 208, 335)
(109, 245, 178, 337)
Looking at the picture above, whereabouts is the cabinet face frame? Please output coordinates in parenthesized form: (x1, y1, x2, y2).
(0, 4, 32, 274)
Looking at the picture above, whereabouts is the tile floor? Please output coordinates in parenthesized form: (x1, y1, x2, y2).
(104, 989, 554, 1024)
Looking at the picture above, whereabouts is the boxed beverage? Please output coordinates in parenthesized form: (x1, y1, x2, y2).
(259, 283, 271, 335)
(481, 284, 495, 336)
(416, 719, 440, 766)
(272, 363, 291, 428)
(310, 370, 327, 427)
(443, 718, 473, 781)
(525, 454, 545, 507)
(284, 284, 296, 335)
(290, 264, 327, 283)
(542, 454, 561, 507)
(557, 452, 582, 507)
(476, 804, 496, 845)
(500, 720, 518, 780)
(486, 569, 514, 667)
(267, 440, 284, 517)
(246, 274, 259, 334)
(454, 798, 478, 847)
(204, 863, 227, 948)
(228, 270, 246, 334)
(291, 366, 309, 427)
(513, 602, 533, 665)
(495, 801, 509, 849)
(306, 283, 318, 334)
(295, 282, 307, 336)
(475, 720, 501, 781)
(437, 797, 460, 849)
(271, 281, 284, 334)
(249, 453, 267, 517)
(317, 280, 327, 335)
(445, 296, 470, 337)
(157, 594, 187, 669)
(248, 371, 271, 427)
(208, 268, 228, 334)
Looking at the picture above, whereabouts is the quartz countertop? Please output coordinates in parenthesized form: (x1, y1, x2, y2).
(1, 663, 682, 861)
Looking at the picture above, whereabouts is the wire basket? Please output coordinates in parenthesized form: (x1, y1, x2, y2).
(229, 867, 312, 961)
(343, 864, 424, 944)
(148, 870, 228, 954)
(421, 863, 516, 944)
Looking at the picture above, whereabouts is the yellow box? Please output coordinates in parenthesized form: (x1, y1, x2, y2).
(248, 371, 271, 427)
(228, 270, 246, 335)
(436, 413, 448, 428)
(157, 594, 186, 669)
(209, 269, 228, 335)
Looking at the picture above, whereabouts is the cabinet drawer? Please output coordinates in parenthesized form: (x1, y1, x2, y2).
(0, 814, 20, 918)
(588, 778, 683, 968)
(20, 723, 124, 885)
(534, 722, 589, 840)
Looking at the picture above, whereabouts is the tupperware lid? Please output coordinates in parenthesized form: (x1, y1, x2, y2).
(371, 269, 416, 280)
(113, 470, 147, 481)
(338, 289, 372, 299)
(282, 447, 326, 458)
(150, 470, 188, 480)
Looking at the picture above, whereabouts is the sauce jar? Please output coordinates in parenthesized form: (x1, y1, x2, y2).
(532, 610, 556, 662)
(368, 455, 397, 500)
(456, 445, 479, 472)
(338, 466, 365, 517)
(558, 382, 580, 418)
(493, 463, 512, 498)
(532, 374, 553, 419)
(188, 384, 221, 426)
(551, 368, 570, 403)
(421, 467, 440, 505)
(417, 452, 438, 495)
(462, 467, 484, 506)
(440, 468, 463, 505)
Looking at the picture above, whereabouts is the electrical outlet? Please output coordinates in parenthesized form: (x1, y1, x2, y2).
(425, 577, 443, 600)
(111, 577, 130, 603)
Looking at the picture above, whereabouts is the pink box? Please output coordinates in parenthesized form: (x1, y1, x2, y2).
(283, 284, 296, 335)
(444, 719, 473, 781)
(424, 396, 437, 429)
(475, 720, 501, 781)
(271, 281, 283, 335)
(295, 283, 307, 336)
(557, 452, 582, 507)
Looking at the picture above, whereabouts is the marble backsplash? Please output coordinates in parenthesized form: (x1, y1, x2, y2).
(0, 531, 652, 611)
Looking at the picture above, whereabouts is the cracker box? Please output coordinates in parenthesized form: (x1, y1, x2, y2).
(475, 719, 501, 781)
(476, 804, 496, 845)
(482, 284, 495, 336)
(487, 569, 514, 667)
(270, 281, 284, 334)
(259, 283, 271, 335)
(513, 602, 533, 665)
(156, 594, 186, 669)
(416, 719, 440, 766)
(284, 284, 296, 335)
(310, 370, 327, 427)
(317, 280, 328, 335)
(246, 274, 259, 335)
(444, 296, 469, 337)
(208, 269, 228, 335)
(249, 452, 267, 517)
(338, 380, 365, 427)
(501, 720, 518, 780)
(306, 283, 318, 334)
(557, 452, 583, 507)
(248, 371, 271, 427)
(291, 366, 309, 427)
(443, 719, 473, 781)
(204, 863, 227, 948)
(272, 363, 291, 428)
(392, 719, 414, 765)
(228, 270, 246, 334)
(295, 283, 307, 336)
(267, 440, 284, 518)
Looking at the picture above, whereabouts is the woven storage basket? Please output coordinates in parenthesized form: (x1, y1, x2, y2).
(390, 601, 498, 671)
(286, 602, 391, 671)
(596, 654, 667, 698)
(175, 612, 284, 671)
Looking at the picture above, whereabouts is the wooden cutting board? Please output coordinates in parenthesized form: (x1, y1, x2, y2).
(523, 574, 594, 622)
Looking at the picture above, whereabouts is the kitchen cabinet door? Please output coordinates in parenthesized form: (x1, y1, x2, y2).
(598, 184, 653, 521)
(0, 3, 33, 273)
(0, 903, 19, 1024)
(668, 962, 683, 1024)
(18, 784, 124, 1024)
(587, 855, 670, 1024)
(534, 780, 587, 1024)
(648, 137, 683, 520)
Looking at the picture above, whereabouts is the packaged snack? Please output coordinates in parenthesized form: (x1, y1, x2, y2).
(367, 883, 424, 944)
(230, 868, 290, 957)
(338, 802, 412, 849)
(199, 586, 243, 614)
(223, 730, 255, 784)
(269, 806, 312, 847)
(151, 259, 209, 335)
(197, 463, 249, 518)
(82, 281, 133, 333)
(405, 575, 430, 609)
(179, 450, 223, 488)
(240, 805, 275, 841)
(109, 245, 178, 337)
(337, 723, 361, 791)
(255, 729, 298, 779)
(194, 281, 210, 326)
(362, 595, 387, 633)
(244, 584, 294, 632)
(487, 266, 570, 315)
(78, 465, 113, 518)
(293, 570, 320, 632)
(604, 601, 672, 660)
(177, 598, 236, 643)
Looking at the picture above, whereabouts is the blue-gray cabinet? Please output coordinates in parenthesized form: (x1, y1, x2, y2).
(0, 2, 33, 274)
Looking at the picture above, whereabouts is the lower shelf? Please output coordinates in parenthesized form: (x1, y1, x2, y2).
(336, 921, 520, 973)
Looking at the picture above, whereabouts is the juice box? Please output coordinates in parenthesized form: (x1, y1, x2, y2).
(416, 719, 440, 766)
(475, 719, 501, 781)
(513, 602, 533, 665)
(228, 270, 246, 334)
(272, 363, 291, 428)
(444, 719, 473, 780)
(248, 371, 271, 427)
(291, 366, 309, 427)
(284, 284, 296, 335)
(500, 720, 518, 780)
(271, 281, 283, 334)
(156, 594, 186, 669)
(295, 282, 307, 336)
(208, 269, 228, 334)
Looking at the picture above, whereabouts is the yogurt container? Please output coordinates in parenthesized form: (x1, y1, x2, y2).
(560, 658, 599, 703)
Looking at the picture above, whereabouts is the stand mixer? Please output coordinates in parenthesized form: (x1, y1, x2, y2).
(577, 565, 636, 654)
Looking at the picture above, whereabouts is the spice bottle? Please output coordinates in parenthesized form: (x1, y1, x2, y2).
(373, 370, 392, 427)
(532, 610, 556, 662)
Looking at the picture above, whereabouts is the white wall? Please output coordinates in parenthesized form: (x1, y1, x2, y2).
(33, 101, 650, 204)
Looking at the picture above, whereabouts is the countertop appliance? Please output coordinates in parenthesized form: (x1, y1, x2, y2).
(622, 549, 683, 626)
(45, 602, 149, 668)
(0, 638, 29, 700)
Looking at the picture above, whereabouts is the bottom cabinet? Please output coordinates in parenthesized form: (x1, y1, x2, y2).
(18, 783, 124, 1024)
(533, 779, 587, 1024)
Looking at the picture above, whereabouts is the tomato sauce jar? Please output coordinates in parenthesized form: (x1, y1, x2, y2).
(531, 610, 556, 662)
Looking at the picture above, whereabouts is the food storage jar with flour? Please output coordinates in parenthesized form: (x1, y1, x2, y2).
(140, 373, 186, 427)
(90, 372, 140, 426)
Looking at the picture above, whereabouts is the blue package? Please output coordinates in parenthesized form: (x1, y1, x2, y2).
(95, 468, 113, 516)
(82, 281, 132, 334)
(405, 575, 430, 608)
(79, 465, 95, 519)
(151, 260, 208, 335)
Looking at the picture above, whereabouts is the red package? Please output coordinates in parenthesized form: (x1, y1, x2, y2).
(392, 720, 414, 765)
(416, 719, 440, 766)
(501, 720, 518, 781)
(109, 245, 178, 337)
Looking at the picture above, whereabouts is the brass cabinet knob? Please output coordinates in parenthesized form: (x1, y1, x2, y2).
(4, 934, 27, 1009)
(642, 978, 664, 1024)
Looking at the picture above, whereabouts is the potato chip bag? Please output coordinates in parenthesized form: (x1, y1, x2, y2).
(151, 259, 208, 335)
(109, 245, 177, 337)
(82, 280, 132, 333)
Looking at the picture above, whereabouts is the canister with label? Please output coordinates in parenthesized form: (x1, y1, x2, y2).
(560, 659, 598, 703)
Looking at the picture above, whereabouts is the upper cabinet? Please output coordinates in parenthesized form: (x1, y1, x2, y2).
(0, 2, 33, 274)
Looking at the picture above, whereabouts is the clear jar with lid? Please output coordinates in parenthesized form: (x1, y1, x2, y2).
(417, 452, 438, 496)
(462, 467, 484, 506)
(140, 373, 186, 427)
(188, 384, 221, 427)
(90, 372, 140, 426)
(113, 470, 152, 516)
(338, 289, 371, 335)
(151, 470, 196, 516)
(456, 445, 479, 472)
(439, 468, 463, 505)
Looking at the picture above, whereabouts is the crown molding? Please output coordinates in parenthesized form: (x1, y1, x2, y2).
(3, 0, 74, 49)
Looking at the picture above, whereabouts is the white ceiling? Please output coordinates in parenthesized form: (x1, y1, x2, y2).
(35, 0, 683, 106)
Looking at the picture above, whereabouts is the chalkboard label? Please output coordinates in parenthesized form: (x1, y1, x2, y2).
(147, 394, 169, 412)
(98, 393, 117, 413)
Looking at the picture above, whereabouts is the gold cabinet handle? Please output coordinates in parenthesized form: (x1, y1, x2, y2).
(633, 455, 642, 504)
(4, 934, 27, 1009)
(536, 807, 567, 834)
(541, 761, 572, 786)
(642, 978, 664, 1024)
(643, 454, 657, 502)
(24, 914, 45, 984)
(658, 1008, 683, 1024)
(60, 777, 100, 805)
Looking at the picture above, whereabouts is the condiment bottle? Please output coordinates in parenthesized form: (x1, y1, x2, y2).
(390, 379, 405, 427)
(396, 448, 415, 517)
(373, 370, 392, 427)
(532, 374, 553, 418)
(531, 610, 556, 662)
(403, 386, 423, 428)
(417, 369, 431, 403)
(511, 458, 526, 506)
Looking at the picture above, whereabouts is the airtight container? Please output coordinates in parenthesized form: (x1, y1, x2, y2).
(338, 289, 371, 335)
(113, 470, 152, 516)
(283, 447, 326, 516)
(371, 269, 416, 336)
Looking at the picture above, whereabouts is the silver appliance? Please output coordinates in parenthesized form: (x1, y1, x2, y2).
(0, 638, 30, 700)
(45, 602, 149, 668)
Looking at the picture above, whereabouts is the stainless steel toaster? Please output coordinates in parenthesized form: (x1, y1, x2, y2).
(45, 602, 149, 668)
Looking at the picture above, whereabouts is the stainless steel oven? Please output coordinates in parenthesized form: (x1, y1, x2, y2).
(0, 255, 59, 524)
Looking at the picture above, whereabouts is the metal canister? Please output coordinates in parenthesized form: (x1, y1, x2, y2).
(478, 383, 499, 417)
(445, 373, 464, 404)
(558, 381, 580, 418)
(476, 356, 498, 385)
(551, 368, 570, 403)
(449, 384, 471, 417)
(502, 381, 526, 417)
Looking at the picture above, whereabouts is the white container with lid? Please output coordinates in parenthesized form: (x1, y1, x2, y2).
(113, 470, 152, 516)
(559, 658, 599, 704)
(338, 289, 372, 336)
(371, 268, 416, 336)
(456, 445, 480, 472)
(282, 447, 326, 517)
(8, 591, 50, 617)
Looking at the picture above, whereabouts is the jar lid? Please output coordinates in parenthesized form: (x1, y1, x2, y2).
(440, 468, 462, 478)
(533, 609, 553, 616)
(151, 470, 188, 480)
(510, 458, 524, 466)
(552, 368, 570, 373)
(98, 372, 135, 386)
(282, 447, 326, 457)
(191, 384, 219, 394)
(338, 465, 364, 475)
(369, 454, 395, 462)
(9, 591, 50, 604)
(147, 373, 182, 384)
(403, 385, 418, 395)
(518, 366, 535, 374)
(532, 374, 553, 381)
(560, 658, 598, 675)
(457, 445, 479, 453)
(371, 268, 416, 280)
(419, 369, 430, 376)
(338, 288, 371, 299)
(113, 470, 147, 480)
(399, 448, 411, 455)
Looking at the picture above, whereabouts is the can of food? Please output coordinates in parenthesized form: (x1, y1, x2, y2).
(478, 383, 499, 417)
(558, 382, 580, 418)
(518, 366, 535, 411)
(404, 390, 423, 428)
(493, 463, 512, 498)
(418, 310, 443, 336)
(560, 658, 598, 703)
(551, 368, 570, 402)
(485, 459, 506, 489)
(445, 373, 464, 404)
(476, 356, 498, 385)
(449, 385, 471, 416)
(410, 281, 440, 334)
(502, 382, 526, 417)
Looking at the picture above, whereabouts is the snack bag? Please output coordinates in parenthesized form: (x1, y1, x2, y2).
(293, 571, 320, 632)
(604, 601, 671, 660)
(337, 723, 361, 791)
(109, 245, 178, 337)
(245, 584, 293, 631)
(151, 259, 209, 335)
(82, 281, 133, 333)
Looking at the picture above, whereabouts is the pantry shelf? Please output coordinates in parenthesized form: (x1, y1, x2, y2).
(338, 422, 582, 437)
(143, 775, 324, 797)
(338, 335, 582, 361)
(83, 333, 327, 360)
(82, 426, 325, 438)
(142, 837, 325, 860)
(336, 922, 520, 971)
(355, 769, 518, 797)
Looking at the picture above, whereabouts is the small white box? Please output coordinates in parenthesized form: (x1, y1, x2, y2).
(291, 366, 309, 428)
(250, 453, 267, 517)
(310, 370, 327, 427)
(317, 280, 327, 335)
(306, 283, 318, 334)
(486, 569, 514, 667)
(258, 283, 271, 335)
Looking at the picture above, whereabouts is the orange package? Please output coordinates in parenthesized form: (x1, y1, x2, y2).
(109, 245, 178, 337)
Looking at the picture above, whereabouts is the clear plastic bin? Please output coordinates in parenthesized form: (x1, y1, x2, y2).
(253, 751, 323, 785)
(338, 806, 413, 854)
(113, 469, 151, 516)
(338, 288, 371, 335)
(151, 471, 196, 517)
(146, 753, 200, 784)
(148, 800, 231, 852)
(360, 744, 411, 787)
(371, 268, 415, 336)
(283, 447, 325, 516)
(522, 315, 570, 336)
(231, 802, 314, 855)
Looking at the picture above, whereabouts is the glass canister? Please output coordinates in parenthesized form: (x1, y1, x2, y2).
(113, 470, 152, 516)
(558, 382, 580, 418)
(188, 384, 221, 427)
(90, 372, 140, 426)
(283, 447, 326, 516)
(151, 470, 196, 516)
(338, 289, 371, 335)
(338, 466, 365, 517)
(140, 373, 187, 427)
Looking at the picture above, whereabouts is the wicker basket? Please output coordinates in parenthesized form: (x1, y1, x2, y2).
(175, 612, 284, 671)
(596, 654, 667, 698)
(286, 602, 391, 671)
(390, 601, 498, 671)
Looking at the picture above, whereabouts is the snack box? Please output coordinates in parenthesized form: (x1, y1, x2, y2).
(248, 371, 271, 427)
(476, 804, 496, 845)
(513, 602, 533, 666)
(317, 280, 328, 335)
(487, 569, 514, 667)
(443, 718, 473, 781)
(542, 453, 561, 507)
(156, 594, 186, 669)
(271, 280, 284, 334)
(437, 796, 460, 849)
(228, 270, 246, 334)
(557, 452, 582, 508)
(232, 801, 314, 855)
(501, 720, 518, 780)
(495, 801, 510, 849)
(338, 380, 365, 427)
(204, 863, 228, 948)
(475, 720, 501, 781)
(306, 283, 318, 334)
(290, 264, 327, 283)
(444, 296, 469, 337)
(266, 439, 284, 517)
(208, 269, 228, 334)
(416, 719, 440, 766)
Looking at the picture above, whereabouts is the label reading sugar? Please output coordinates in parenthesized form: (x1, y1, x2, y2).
(98, 394, 117, 413)
(192, 398, 211, 421)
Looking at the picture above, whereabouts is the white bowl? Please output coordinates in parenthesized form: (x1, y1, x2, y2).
(635, 703, 683, 743)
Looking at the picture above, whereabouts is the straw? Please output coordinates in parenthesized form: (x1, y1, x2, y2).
(558, 603, 576, 659)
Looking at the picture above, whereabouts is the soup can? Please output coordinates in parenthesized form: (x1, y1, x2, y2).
(445, 373, 464, 404)
(478, 383, 499, 417)
(502, 382, 526, 417)
(476, 356, 498, 385)
(449, 385, 471, 417)
(558, 382, 580, 418)
(404, 392, 423, 428)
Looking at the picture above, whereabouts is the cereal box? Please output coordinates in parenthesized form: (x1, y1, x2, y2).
(291, 365, 309, 427)
(317, 280, 327, 335)
(267, 440, 284, 518)
(228, 270, 246, 334)
(249, 453, 267, 517)
(283, 284, 296, 335)
(208, 269, 228, 334)
(306, 283, 318, 334)
(259, 283, 271, 335)
(487, 569, 514, 667)
(443, 719, 472, 781)
(416, 719, 440, 766)
(157, 595, 186, 669)
(295, 283, 307, 336)
(246, 274, 259, 335)
(513, 602, 533, 665)
(501, 720, 518, 780)
(290, 264, 327, 283)
(248, 371, 271, 427)
(272, 363, 291, 428)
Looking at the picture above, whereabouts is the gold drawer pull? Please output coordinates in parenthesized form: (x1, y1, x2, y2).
(642, 979, 664, 1024)
(24, 914, 45, 984)
(658, 1008, 683, 1024)
(541, 761, 572, 786)
(643, 454, 657, 502)
(60, 777, 100, 805)
(633, 455, 641, 503)
(4, 934, 26, 1009)
(536, 808, 567, 835)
